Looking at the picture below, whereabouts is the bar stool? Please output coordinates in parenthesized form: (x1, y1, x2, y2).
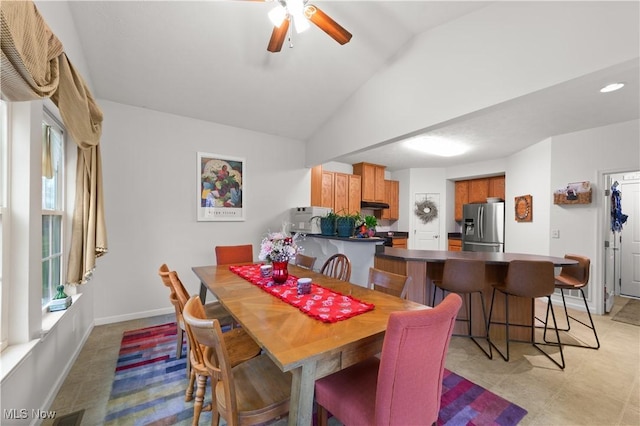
(548, 254, 599, 349)
(488, 260, 565, 369)
(432, 259, 492, 358)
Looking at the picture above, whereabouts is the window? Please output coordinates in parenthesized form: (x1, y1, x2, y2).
(0, 100, 8, 351)
(41, 113, 65, 308)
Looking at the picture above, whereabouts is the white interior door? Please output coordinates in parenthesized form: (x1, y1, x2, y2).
(620, 177, 640, 298)
(413, 193, 440, 250)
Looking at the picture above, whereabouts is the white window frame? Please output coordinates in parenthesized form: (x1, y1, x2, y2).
(41, 111, 65, 310)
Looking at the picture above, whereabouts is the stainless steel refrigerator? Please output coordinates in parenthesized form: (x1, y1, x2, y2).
(462, 202, 505, 252)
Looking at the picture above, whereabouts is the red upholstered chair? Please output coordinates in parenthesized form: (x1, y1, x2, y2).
(215, 244, 253, 265)
(315, 293, 462, 426)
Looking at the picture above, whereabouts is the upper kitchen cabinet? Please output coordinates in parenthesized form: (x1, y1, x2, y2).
(381, 180, 399, 220)
(488, 176, 505, 199)
(454, 175, 505, 221)
(334, 172, 361, 215)
(353, 162, 386, 202)
(310, 166, 361, 215)
(454, 180, 470, 221)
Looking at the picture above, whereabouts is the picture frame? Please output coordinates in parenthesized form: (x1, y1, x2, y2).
(197, 152, 245, 221)
(514, 194, 532, 222)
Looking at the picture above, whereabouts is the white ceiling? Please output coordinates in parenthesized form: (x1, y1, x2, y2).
(62, 1, 639, 171)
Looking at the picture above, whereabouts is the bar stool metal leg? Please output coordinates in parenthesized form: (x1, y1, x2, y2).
(544, 288, 600, 349)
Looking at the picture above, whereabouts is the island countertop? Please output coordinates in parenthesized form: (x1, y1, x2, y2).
(375, 247, 573, 266)
(297, 233, 385, 243)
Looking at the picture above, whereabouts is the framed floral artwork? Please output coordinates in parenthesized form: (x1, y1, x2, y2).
(197, 152, 245, 221)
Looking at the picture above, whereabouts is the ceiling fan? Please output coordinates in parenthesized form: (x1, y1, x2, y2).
(263, 0, 353, 52)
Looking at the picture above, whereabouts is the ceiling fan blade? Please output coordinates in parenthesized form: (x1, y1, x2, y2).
(267, 19, 290, 52)
(305, 5, 352, 45)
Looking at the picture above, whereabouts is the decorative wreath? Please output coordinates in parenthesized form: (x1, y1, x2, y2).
(415, 199, 438, 224)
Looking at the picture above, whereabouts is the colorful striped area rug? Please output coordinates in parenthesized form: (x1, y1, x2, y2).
(104, 323, 527, 425)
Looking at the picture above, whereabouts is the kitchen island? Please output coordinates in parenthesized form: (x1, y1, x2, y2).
(374, 248, 576, 340)
(296, 234, 384, 287)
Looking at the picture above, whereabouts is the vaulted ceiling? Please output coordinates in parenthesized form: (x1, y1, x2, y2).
(50, 1, 639, 171)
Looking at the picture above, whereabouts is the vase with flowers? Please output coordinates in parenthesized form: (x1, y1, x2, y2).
(258, 229, 300, 284)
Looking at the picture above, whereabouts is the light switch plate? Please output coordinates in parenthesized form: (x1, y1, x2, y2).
(551, 229, 560, 239)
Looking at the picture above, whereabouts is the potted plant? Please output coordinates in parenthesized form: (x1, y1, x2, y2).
(311, 211, 338, 236)
(336, 211, 360, 238)
(364, 215, 377, 237)
(355, 214, 377, 238)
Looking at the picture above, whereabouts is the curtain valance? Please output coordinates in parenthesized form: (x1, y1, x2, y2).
(1, 0, 107, 284)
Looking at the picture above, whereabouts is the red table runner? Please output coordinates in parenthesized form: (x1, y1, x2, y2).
(229, 264, 375, 323)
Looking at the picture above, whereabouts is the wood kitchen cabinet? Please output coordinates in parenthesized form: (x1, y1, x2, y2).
(448, 239, 462, 251)
(353, 162, 386, 202)
(468, 178, 489, 203)
(347, 174, 362, 215)
(310, 166, 361, 215)
(454, 175, 505, 221)
(381, 179, 399, 220)
(488, 175, 505, 199)
(391, 238, 407, 248)
(454, 180, 469, 221)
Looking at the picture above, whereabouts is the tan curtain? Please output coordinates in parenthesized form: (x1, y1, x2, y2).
(1, 0, 108, 284)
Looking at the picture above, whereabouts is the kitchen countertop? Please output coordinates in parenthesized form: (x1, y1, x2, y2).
(297, 233, 385, 243)
(374, 232, 409, 239)
(447, 232, 462, 240)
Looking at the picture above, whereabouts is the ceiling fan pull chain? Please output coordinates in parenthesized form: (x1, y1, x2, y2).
(288, 18, 294, 48)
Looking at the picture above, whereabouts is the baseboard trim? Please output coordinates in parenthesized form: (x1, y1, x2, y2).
(94, 306, 174, 326)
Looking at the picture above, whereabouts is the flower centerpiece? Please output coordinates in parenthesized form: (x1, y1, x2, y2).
(259, 227, 300, 283)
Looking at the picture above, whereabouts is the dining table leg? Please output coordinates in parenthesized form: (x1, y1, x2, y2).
(198, 282, 207, 303)
(288, 362, 317, 426)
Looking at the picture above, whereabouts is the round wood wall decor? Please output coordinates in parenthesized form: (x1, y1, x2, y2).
(515, 195, 532, 222)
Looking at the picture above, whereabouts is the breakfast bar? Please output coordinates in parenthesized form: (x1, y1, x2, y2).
(374, 248, 577, 340)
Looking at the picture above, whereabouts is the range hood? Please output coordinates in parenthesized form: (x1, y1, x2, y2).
(361, 201, 390, 210)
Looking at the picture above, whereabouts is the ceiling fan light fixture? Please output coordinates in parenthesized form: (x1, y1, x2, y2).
(268, 5, 287, 27)
(404, 136, 469, 157)
(293, 13, 310, 33)
(600, 82, 625, 93)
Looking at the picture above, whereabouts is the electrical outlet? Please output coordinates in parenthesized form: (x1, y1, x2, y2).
(551, 229, 560, 239)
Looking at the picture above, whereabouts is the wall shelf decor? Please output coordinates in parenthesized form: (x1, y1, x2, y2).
(554, 181, 592, 205)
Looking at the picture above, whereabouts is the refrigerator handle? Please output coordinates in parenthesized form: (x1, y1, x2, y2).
(479, 206, 484, 239)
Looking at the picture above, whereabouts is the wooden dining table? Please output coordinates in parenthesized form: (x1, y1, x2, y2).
(192, 263, 428, 426)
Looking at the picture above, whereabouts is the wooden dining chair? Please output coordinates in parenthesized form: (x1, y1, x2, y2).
(158, 264, 188, 360)
(432, 259, 492, 358)
(215, 244, 253, 265)
(294, 253, 317, 270)
(170, 274, 261, 424)
(315, 293, 462, 426)
(488, 260, 565, 369)
(549, 254, 599, 349)
(367, 267, 411, 299)
(320, 253, 351, 281)
(183, 295, 292, 426)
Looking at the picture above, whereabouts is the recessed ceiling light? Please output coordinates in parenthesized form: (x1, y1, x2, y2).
(404, 136, 469, 157)
(600, 83, 625, 93)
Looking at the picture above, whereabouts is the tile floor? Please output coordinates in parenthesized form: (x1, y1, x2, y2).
(44, 297, 639, 426)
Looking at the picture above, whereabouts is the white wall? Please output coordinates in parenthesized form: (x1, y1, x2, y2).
(550, 119, 640, 314)
(93, 101, 309, 323)
(504, 139, 553, 255)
